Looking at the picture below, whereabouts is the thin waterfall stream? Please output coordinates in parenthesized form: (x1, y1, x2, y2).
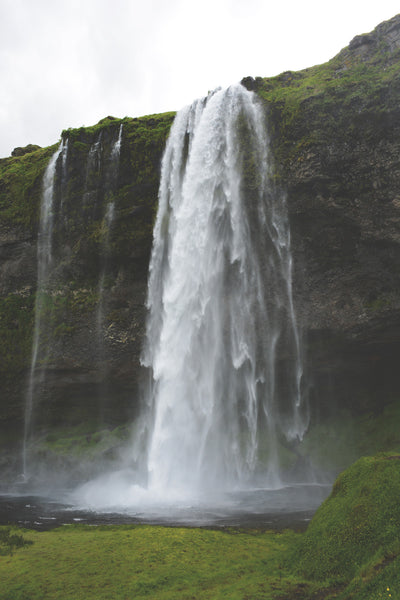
(22, 141, 65, 479)
(22, 125, 123, 482)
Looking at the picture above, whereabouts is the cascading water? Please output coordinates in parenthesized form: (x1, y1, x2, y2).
(22, 125, 123, 482)
(96, 201, 115, 343)
(138, 84, 308, 497)
(84, 134, 102, 205)
(23, 141, 65, 478)
(111, 124, 123, 162)
(95, 125, 122, 355)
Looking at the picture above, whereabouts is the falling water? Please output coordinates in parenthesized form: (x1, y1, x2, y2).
(22, 124, 123, 479)
(140, 84, 308, 496)
(111, 124, 123, 162)
(95, 125, 123, 346)
(96, 201, 115, 339)
(23, 142, 64, 478)
(84, 134, 102, 205)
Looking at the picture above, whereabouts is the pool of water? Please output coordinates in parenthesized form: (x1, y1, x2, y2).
(0, 483, 331, 531)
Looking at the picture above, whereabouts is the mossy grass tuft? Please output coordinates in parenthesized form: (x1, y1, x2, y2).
(0, 527, 32, 556)
(292, 452, 400, 585)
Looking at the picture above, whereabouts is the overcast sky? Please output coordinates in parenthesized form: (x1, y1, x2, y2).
(0, 0, 399, 158)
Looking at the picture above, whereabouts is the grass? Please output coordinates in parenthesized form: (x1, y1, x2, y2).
(293, 453, 400, 583)
(0, 144, 57, 229)
(0, 453, 399, 599)
(0, 525, 301, 600)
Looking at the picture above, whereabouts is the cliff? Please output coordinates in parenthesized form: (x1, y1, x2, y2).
(244, 13, 400, 429)
(0, 114, 174, 477)
(1, 15, 400, 478)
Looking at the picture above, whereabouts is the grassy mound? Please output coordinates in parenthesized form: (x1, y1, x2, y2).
(293, 453, 400, 586)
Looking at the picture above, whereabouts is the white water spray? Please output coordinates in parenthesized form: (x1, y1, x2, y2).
(111, 124, 123, 162)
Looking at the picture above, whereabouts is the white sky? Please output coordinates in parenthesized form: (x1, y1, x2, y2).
(0, 0, 399, 158)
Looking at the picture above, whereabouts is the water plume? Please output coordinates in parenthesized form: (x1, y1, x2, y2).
(139, 84, 308, 497)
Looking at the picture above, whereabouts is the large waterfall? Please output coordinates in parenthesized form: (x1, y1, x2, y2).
(75, 84, 309, 511)
(139, 84, 307, 496)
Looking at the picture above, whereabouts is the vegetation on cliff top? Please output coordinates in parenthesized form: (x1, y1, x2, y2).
(0, 144, 57, 230)
(0, 453, 399, 599)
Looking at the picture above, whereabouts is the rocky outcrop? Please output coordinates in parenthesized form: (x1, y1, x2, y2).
(11, 144, 42, 158)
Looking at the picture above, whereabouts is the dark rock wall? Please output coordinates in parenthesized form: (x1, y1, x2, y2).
(0, 114, 174, 449)
(256, 14, 400, 419)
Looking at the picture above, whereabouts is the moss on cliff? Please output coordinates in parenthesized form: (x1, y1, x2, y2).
(243, 30, 400, 175)
(0, 292, 34, 380)
(57, 112, 175, 275)
(0, 145, 57, 230)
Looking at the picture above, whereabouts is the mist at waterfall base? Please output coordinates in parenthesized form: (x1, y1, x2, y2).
(6, 85, 331, 528)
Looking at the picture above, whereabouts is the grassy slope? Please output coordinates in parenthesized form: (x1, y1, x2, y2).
(0, 453, 399, 600)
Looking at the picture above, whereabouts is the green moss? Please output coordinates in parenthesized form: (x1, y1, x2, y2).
(363, 293, 397, 313)
(54, 112, 174, 271)
(293, 453, 400, 582)
(0, 528, 32, 556)
(62, 112, 174, 149)
(248, 44, 400, 173)
(0, 144, 58, 230)
(0, 292, 34, 379)
(41, 423, 131, 458)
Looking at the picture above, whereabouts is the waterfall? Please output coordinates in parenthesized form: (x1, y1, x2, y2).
(141, 84, 308, 495)
(22, 141, 65, 478)
(84, 134, 102, 205)
(96, 201, 115, 343)
(111, 124, 123, 162)
(22, 124, 123, 480)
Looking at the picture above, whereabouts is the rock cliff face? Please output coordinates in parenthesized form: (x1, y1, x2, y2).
(244, 14, 400, 425)
(0, 114, 174, 476)
(1, 15, 400, 478)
